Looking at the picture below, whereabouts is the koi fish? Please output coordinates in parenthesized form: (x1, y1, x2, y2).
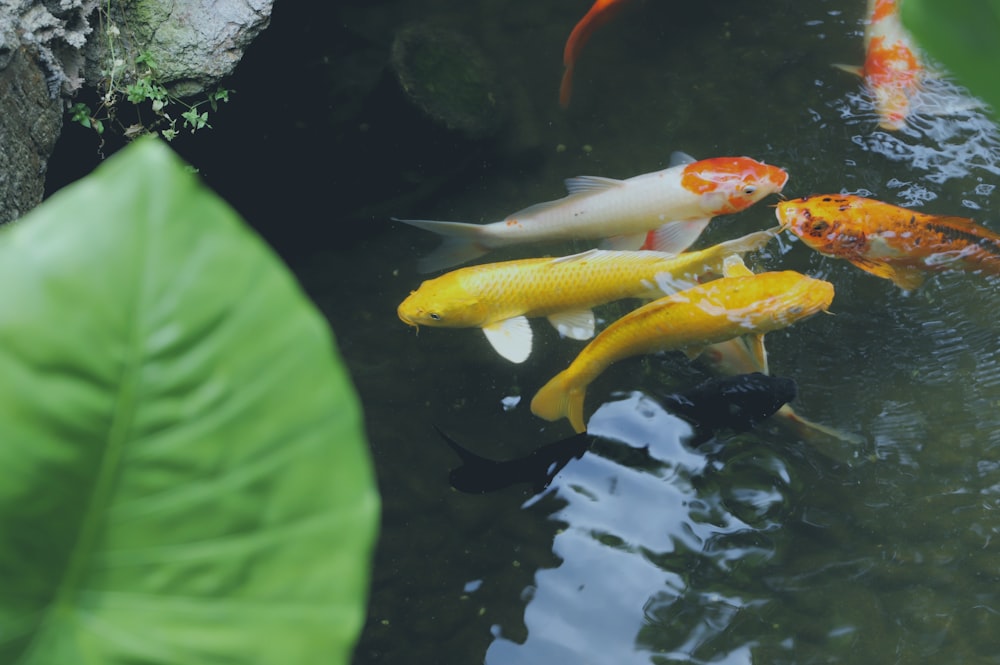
(835, 0, 924, 131)
(441, 372, 797, 495)
(656, 372, 798, 442)
(394, 152, 789, 272)
(397, 228, 777, 363)
(776, 194, 1000, 290)
(530, 257, 835, 432)
(559, 0, 633, 108)
(700, 337, 864, 445)
(441, 428, 592, 494)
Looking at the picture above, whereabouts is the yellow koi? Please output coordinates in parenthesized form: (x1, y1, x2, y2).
(398, 229, 778, 363)
(530, 258, 835, 432)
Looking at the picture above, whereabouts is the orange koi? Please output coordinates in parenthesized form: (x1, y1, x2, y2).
(776, 194, 1000, 290)
(836, 0, 924, 130)
(559, 0, 633, 108)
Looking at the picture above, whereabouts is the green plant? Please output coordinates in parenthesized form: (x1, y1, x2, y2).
(0, 138, 379, 664)
(70, 5, 232, 141)
(901, 0, 1000, 120)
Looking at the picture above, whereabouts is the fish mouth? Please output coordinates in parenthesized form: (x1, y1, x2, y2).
(772, 201, 800, 230)
(397, 305, 420, 331)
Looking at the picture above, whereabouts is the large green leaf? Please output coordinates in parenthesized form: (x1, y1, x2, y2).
(901, 0, 1000, 118)
(0, 138, 379, 664)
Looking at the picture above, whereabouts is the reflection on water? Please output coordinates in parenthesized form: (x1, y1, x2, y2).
(837, 73, 1000, 190)
(331, 0, 1000, 663)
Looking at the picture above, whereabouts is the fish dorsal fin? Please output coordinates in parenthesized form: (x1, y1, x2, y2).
(723, 254, 755, 277)
(563, 175, 626, 195)
(601, 233, 649, 250)
(669, 151, 697, 166)
(642, 218, 711, 253)
(547, 309, 596, 340)
(507, 176, 625, 220)
(748, 333, 769, 375)
(506, 198, 569, 220)
(549, 248, 604, 264)
(931, 214, 983, 228)
(848, 258, 925, 291)
(833, 63, 864, 77)
(549, 248, 666, 266)
(482, 316, 533, 363)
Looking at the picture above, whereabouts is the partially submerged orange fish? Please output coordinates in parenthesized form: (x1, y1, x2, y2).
(559, 0, 633, 108)
(836, 0, 924, 130)
(776, 194, 1000, 290)
(398, 229, 777, 363)
(530, 257, 835, 432)
(395, 152, 788, 272)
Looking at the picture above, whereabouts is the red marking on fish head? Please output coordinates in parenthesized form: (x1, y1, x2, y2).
(682, 157, 790, 214)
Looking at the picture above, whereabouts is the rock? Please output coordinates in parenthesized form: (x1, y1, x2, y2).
(83, 0, 274, 97)
(0, 0, 92, 223)
(389, 23, 507, 141)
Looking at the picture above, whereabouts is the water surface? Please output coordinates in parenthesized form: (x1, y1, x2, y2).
(230, 0, 1000, 662)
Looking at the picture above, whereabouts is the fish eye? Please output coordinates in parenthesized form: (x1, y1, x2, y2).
(811, 220, 829, 233)
(428, 312, 442, 321)
(743, 185, 757, 196)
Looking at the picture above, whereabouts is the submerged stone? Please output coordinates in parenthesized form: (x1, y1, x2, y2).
(389, 23, 507, 141)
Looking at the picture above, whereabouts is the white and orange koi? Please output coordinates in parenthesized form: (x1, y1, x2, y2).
(394, 152, 789, 272)
(530, 257, 835, 432)
(836, 0, 925, 131)
(397, 229, 777, 363)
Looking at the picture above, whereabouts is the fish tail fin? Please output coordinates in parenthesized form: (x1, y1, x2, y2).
(559, 65, 575, 108)
(392, 218, 492, 272)
(531, 370, 588, 433)
(775, 404, 864, 445)
(436, 426, 492, 467)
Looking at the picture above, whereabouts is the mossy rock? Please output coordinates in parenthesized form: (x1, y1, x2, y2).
(390, 23, 507, 141)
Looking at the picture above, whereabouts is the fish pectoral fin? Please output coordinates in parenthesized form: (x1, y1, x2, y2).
(563, 175, 627, 195)
(482, 317, 533, 363)
(748, 333, 769, 375)
(722, 254, 755, 277)
(832, 63, 864, 77)
(776, 404, 865, 445)
(682, 345, 706, 360)
(601, 233, 649, 251)
(848, 258, 925, 291)
(643, 218, 711, 253)
(547, 309, 596, 340)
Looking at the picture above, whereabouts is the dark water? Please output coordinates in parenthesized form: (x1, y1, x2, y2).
(47, 0, 1000, 663)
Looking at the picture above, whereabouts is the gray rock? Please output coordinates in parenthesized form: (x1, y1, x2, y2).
(0, 0, 96, 223)
(83, 0, 274, 97)
(0, 43, 63, 224)
(0, 0, 273, 223)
